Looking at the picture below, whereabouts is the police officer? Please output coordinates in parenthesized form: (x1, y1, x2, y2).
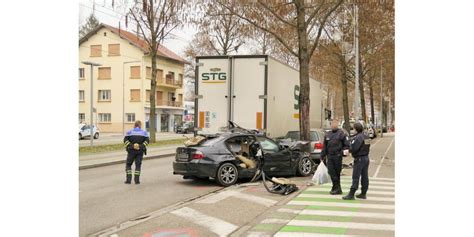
(321, 119, 350, 195)
(124, 120, 149, 184)
(343, 122, 371, 200)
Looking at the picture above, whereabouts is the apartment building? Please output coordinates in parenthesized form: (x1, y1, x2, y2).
(79, 24, 188, 133)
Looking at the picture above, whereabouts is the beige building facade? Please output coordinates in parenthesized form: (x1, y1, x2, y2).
(79, 24, 187, 133)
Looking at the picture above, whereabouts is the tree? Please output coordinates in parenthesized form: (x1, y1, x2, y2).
(216, 0, 343, 141)
(128, 0, 187, 143)
(79, 14, 100, 38)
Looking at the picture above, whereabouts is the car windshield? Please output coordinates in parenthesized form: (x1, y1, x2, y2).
(286, 131, 318, 141)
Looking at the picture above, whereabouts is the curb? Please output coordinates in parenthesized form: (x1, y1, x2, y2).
(79, 152, 176, 170)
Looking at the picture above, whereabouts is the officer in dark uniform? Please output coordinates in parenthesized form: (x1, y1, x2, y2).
(343, 122, 371, 200)
(123, 120, 149, 184)
(321, 119, 350, 195)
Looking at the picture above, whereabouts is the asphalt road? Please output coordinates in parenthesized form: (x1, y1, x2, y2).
(79, 155, 223, 237)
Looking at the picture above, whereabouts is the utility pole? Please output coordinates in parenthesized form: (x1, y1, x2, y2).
(82, 61, 102, 147)
(353, 4, 361, 121)
(380, 62, 383, 138)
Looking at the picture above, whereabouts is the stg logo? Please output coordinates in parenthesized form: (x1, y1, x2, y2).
(202, 68, 227, 81)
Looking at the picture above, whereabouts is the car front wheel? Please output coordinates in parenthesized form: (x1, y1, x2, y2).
(216, 163, 238, 186)
(297, 157, 313, 177)
(79, 133, 83, 140)
(94, 133, 99, 139)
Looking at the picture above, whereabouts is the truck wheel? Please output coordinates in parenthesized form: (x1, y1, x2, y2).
(216, 163, 238, 186)
(297, 157, 313, 177)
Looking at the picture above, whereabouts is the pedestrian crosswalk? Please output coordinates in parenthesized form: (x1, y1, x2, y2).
(265, 177, 395, 237)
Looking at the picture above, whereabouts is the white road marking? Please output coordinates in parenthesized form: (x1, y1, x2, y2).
(299, 209, 395, 219)
(339, 180, 395, 186)
(245, 231, 272, 237)
(308, 185, 394, 191)
(341, 176, 394, 182)
(287, 219, 395, 231)
(373, 138, 394, 178)
(288, 201, 395, 210)
(110, 235, 118, 237)
(306, 188, 394, 196)
(261, 218, 291, 224)
(275, 232, 358, 237)
(277, 208, 303, 214)
(196, 189, 235, 204)
(171, 207, 238, 237)
(197, 190, 276, 207)
(298, 193, 395, 202)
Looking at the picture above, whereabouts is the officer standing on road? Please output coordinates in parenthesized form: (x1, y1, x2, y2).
(123, 120, 149, 184)
(321, 119, 350, 195)
(343, 122, 371, 200)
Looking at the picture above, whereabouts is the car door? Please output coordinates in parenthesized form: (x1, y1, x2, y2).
(82, 125, 90, 137)
(257, 136, 292, 175)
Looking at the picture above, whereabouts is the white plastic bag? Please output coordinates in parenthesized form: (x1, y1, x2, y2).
(312, 162, 330, 185)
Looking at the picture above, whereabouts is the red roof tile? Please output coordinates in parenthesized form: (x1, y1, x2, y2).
(82, 24, 188, 64)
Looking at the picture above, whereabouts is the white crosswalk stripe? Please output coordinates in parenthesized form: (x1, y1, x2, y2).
(341, 177, 394, 182)
(171, 207, 237, 236)
(275, 233, 358, 237)
(287, 220, 395, 231)
(298, 193, 395, 202)
(339, 180, 394, 186)
(306, 187, 394, 196)
(299, 209, 395, 219)
(197, 190, 277, 207)
(288, 201, 395, 210)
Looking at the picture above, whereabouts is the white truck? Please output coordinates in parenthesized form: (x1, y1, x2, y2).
(194, 55, 323, 138)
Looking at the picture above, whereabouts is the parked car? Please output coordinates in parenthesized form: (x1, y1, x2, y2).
(176, 121, 195, 134)
(79, 124, 99, 140)
(278, 129, 325, 166)
(173, 131, 314, 186)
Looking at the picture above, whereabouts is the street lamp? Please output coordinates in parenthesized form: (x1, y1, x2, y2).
(122, 60, 141, 135)
(82, 61, 102, 147)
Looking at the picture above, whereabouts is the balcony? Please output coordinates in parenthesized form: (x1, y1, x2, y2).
(156, 100, 183, 108)
(157, 77, 183, 89)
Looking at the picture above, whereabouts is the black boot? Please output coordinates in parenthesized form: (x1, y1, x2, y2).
(343, 189, 356, 200)
(330, 184, 338, 194)
(134, 170, 141, 184)
(124, 173, 132, 184)
(331, 183, 343, 195)
(356, 193, 367, 199)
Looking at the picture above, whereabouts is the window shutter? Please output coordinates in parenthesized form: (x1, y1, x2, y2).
(130, 89, 140, 101)
(98, 67, 111, 79)
(91, 45, 102, 57)
(108, 44, 120, 56)
(130, 66, 140, 78)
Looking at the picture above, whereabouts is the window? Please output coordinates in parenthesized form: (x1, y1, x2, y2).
(108, 44, 120, 56)
(166, 71, 175, 80)
(126, 113, 136, 122)
(156, 69, 164, 81)
(79, 113, 85, 123)
(98, 90, 111, 101)
(98, 67, 111, 79)
(90, 45, 102, 57)
(98, 113, 111, 123)
(146, 90, 150, 102)
(178, 94, 183, 102)
(130, 66, 141, 79)
(146, 67, 151, 79)
(130, 89, 140, 102)
(79, 90, 85, 102)
(79, 68, 84, 79)
(257, 137, 279, 153)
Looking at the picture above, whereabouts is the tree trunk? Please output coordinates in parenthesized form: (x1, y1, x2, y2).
(149, 51, 157, 143)
(369, 75, 375, 124)
(359, 58, 367, 122)
(296, 1, 310, 141)
(341, 63, 351, 132)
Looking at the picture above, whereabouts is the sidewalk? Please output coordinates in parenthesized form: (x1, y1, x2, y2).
(241, 176, 395, 237)
(79, 145, 179, 170)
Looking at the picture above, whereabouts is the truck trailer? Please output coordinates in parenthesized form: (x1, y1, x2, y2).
(194, 55, 323, 138)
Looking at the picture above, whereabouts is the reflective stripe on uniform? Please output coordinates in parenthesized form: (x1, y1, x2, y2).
(126, 170, 132, 174)
(134, 171, 141, 175)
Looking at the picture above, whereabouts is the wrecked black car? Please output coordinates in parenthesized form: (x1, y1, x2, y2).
(173, 125, 314, 186)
